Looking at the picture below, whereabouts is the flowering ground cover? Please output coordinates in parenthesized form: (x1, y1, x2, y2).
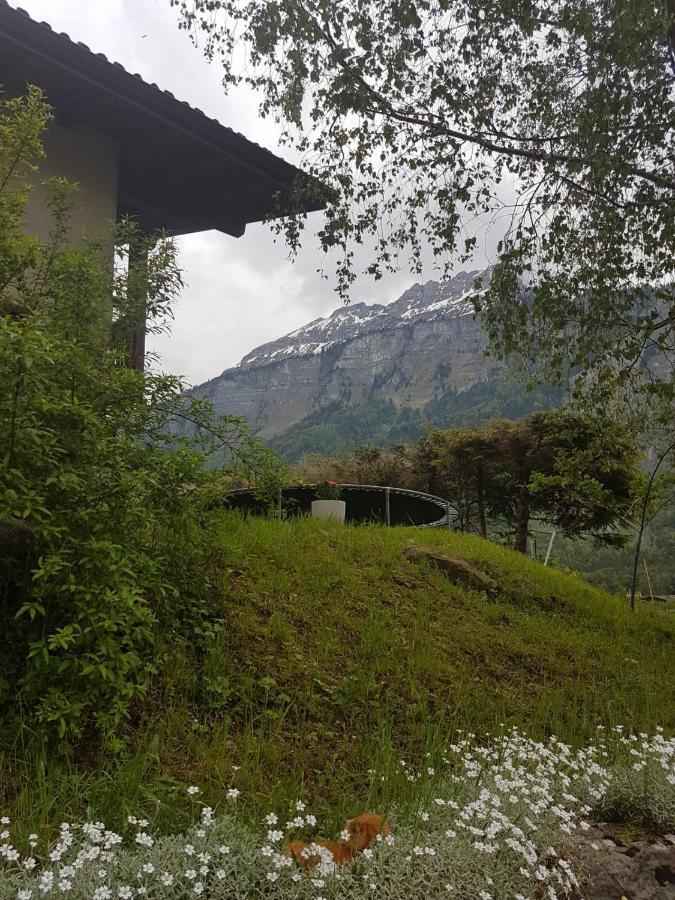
(2, 515, 674, 833)
(2, 727, 674, 899)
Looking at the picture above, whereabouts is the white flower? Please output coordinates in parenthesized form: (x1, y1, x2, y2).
(193, 883, 204, 895)
(362, 848, 373, 859)
(266, 872, 278, 882)
(305, 814, 317, 826)
(159, 874, 173, 887)
(264, 813, 278, 826)
(200, 807, 214, 826)
(141, 864, 154, 875)
(57, 882, 71, 894)
(295, 800, 306, 811)
(1, 817, 10, 825)
(184, 869, 197, 880)
(187, 786, 200, 796)
(420, 812, 430, 821)
(135, 833, 153, 848)
(118, 887, 133, 899)
(214, 870, 226, 881)
(226, 788, 240, 801)
(267, 830, 284, 843)
(18, 891, 32, 900)
(218, 845, 230, 855)
(93, 888, 112, 900)
(23, 857, 37, 870)
(184, 845, 195, 856)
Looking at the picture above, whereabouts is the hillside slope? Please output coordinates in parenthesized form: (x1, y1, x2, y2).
(123, 514, 675, 808)
(8, 514, 669, 829)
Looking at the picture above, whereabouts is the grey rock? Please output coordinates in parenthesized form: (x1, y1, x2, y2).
(569, 825, 675, 899)
(179, 269, 497, 440)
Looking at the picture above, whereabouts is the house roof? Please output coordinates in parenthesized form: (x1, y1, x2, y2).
(0, 1, 326, 236)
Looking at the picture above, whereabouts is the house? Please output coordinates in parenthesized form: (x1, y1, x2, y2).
(0, 1, 326, 366)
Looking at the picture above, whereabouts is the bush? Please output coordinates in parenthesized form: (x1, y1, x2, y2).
(0, 87, 282, 747)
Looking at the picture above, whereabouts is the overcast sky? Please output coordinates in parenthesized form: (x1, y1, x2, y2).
(17, 0, 500, 384)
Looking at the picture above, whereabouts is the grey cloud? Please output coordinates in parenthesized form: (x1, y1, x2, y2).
(19, 0, 505, 384)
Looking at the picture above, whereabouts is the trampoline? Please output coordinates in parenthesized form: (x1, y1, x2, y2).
(224, 484, 458, 528)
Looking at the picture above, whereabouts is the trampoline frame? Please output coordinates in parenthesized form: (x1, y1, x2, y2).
(225, 483, 458, 529)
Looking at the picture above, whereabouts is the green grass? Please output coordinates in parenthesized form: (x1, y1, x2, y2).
(2, 512, 674, 834)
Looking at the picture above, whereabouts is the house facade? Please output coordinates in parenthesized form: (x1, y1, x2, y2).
(0, 0, 325, 363)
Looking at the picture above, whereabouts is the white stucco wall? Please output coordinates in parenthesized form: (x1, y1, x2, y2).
(23, 117, 120, 244)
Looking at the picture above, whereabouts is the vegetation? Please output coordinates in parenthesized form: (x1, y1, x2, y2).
(2, 729, 674, 900)
(270, 379, 566, 463)
(0, 89, 281, 747)
(1, 82, 673, 900)
(293, 412, 640, 553)
(550, 503, 675, 597)
(174, 0, 675, 409)
(2, 513, 674, 833)
(269, 399, 424, 461)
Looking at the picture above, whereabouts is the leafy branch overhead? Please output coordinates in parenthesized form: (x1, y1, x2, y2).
(173, 0, 675, 403)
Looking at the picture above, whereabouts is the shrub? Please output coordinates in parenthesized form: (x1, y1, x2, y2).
(0, 87, 283, 747)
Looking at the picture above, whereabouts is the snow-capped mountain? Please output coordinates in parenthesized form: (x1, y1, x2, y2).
(180, 268, 526, 450)
(237, 269, 484, 370)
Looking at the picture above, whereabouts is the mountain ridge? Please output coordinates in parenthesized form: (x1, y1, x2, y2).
(181, 268, 563, 459)
(234, 268, 484, 371)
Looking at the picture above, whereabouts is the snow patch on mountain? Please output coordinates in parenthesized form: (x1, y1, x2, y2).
(235, 268, 489, 370)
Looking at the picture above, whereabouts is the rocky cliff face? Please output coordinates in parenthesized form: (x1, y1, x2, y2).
(189, 269, 502, 440)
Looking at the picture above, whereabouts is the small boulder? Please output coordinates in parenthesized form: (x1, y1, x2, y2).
(402, 544, 497, 593)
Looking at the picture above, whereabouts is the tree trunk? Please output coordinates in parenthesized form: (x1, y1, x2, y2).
(629, 438, 675, 610)
(514, 486, 530, 553)
(476, 465, 487, 538)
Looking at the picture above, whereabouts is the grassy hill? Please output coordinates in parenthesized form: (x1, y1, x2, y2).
(4, 513, 674, 833)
